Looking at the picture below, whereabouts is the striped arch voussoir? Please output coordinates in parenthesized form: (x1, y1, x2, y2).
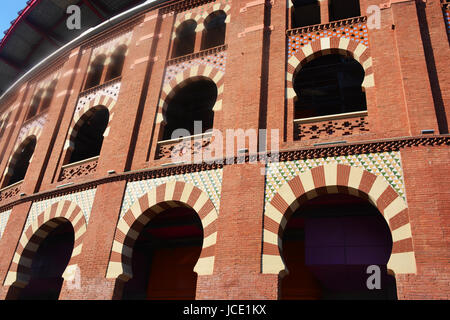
(106, 181, 219, 281)
(262, 163, 416, 277)
(4, 200, 87, 287)
(286, 36, 374, 99)
(159, 66, 224, 121)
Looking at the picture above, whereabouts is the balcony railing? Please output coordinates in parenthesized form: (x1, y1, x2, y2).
(0, 180, 22, 205)
(78, 76, 122, 98)
(294, 111, 369, 141)
(287, 16, 367, 36)
(166, 44, 227, 66)
(58, 156, 99, 182)
(156, 132, 214, 160)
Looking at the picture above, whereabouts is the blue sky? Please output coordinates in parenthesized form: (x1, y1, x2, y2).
(0, 1, 29, 37)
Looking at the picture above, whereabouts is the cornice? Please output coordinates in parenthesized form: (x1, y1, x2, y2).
(0, 135, 448, 212)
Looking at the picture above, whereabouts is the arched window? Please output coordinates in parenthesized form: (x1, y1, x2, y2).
(293, 54, 366, 119)
(3, 136, 36, 187)
(27, 90, 44, 119)
(291, 0, 321, 29)
(329, 0, 360, 22)
(201, 11, 227, 50)
(84, 55, 106, 90)
(105, 45, 127, 81)
(68, 107, 109, 164)
(40, 80, 57, 111)
(172, 20, 197, 58)
(162, 78, 217, 141)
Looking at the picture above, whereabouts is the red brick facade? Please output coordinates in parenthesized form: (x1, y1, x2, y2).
(0, 0, 448, 300)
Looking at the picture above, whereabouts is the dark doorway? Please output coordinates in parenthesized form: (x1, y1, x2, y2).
(18, 220, 75, 300)
(281, 194, 397, 300)
(121, 205, 203, 300)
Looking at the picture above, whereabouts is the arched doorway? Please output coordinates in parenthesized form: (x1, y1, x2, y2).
(14, 219, 75, 300)
(280, 193, 397, 300)
(121, 204, 204, 300)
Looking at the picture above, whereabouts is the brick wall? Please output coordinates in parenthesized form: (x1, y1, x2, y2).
(0, 0, 448, 300)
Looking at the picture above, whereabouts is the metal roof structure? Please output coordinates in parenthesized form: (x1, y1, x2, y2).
(0, 0, 151, 96)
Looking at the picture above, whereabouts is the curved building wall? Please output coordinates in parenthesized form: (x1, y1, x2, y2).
(0, 0, 448, 300)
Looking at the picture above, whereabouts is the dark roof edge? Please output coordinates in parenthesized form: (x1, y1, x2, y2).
(0, 0, 167, 105)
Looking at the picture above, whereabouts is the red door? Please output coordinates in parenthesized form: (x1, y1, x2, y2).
(147, 246, 201, 300)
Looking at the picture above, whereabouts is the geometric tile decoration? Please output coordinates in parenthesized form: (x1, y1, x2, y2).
(0, 209, 12, 240)
(120, 168, 223, 218)
(75, 80, 121, 114)
(288, 23, 369, 59)
(265, 151, 406, 204)
(25, 188, 97, 230)
(17, 113, 48, 143)
(445, 6, 450, 37)
(164, 51, 227, 84)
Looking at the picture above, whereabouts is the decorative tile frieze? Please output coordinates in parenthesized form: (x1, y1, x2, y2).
(25, 188, 97, 229)
(265, 151, 406, 204)
(121, 168, 223, 218)
(0, 209, 12, 240)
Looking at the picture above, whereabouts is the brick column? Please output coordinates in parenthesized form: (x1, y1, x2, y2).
(37, 48, 92, 190)
(420, 0, 450, 134)
(196, 163, 279, 299)
(132, 11, 176, 168)
(0, 201, 33, 299)
(18, 52, 83, 195)
(59, 180, 127, 300)
(320, 0, 329, 23)
(94, 13, 164, 174)
(397, 145, 450, 299)
(390, 1, 440, 135)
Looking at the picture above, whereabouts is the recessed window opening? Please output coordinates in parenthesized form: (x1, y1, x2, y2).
(293, 54, 366, 119)
(68, 107, 109, 164)
(172, 20, 197, 58)
(201, 11, 227, 50)
(105, 45, 127, 81)
(291, 0, 321, 29)
(84, 55, 106, 90)
(162, 78, 217, 141)
(3, 137, 37, 187)
(27, 90, 44, 119)
(40, 81, 57, 111)
(329, 0, 361, 21)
